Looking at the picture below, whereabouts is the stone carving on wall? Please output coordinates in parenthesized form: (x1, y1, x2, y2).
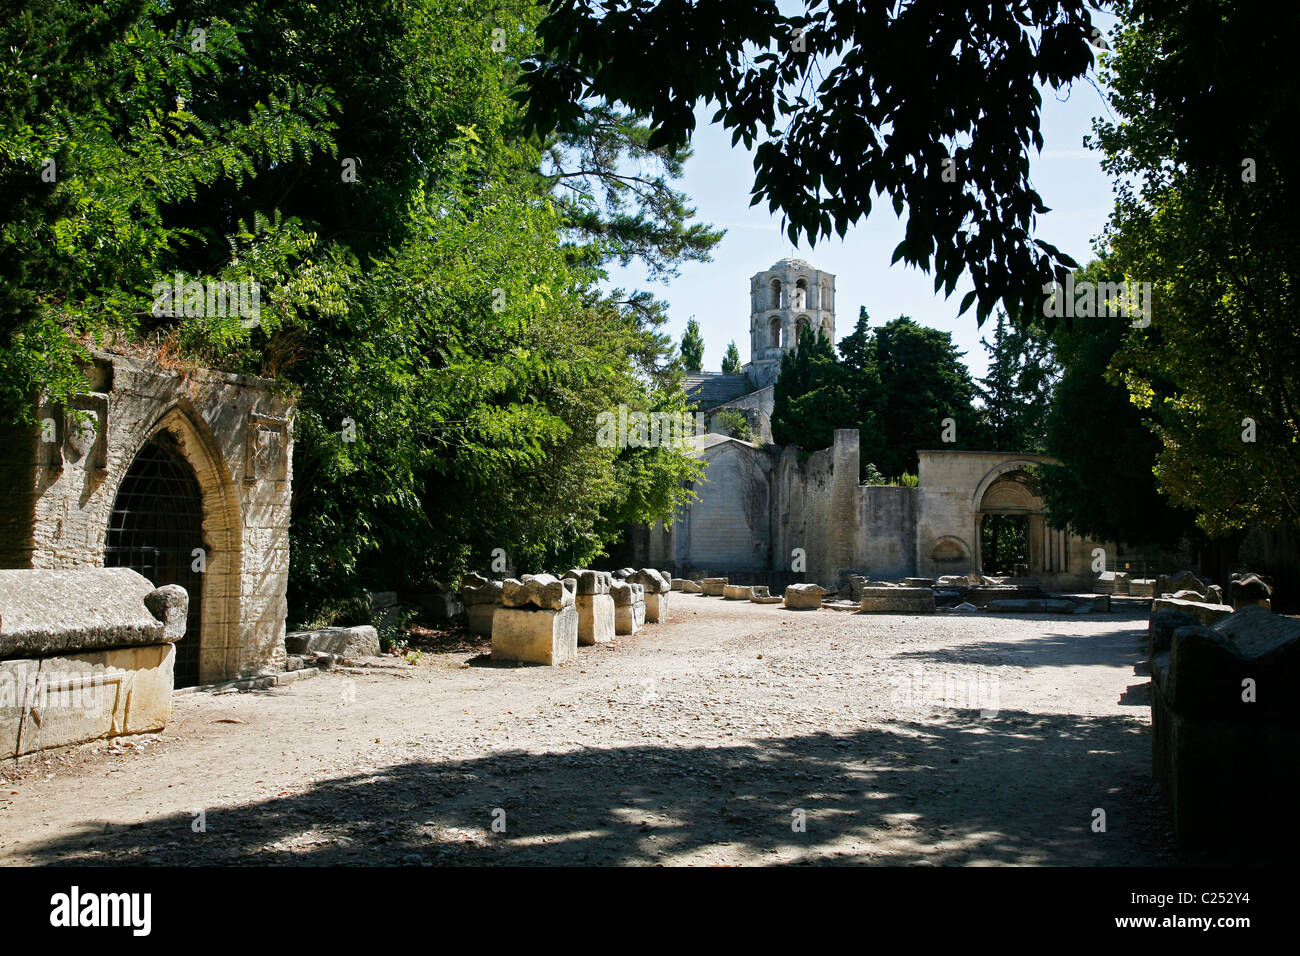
(243, 412, 289, 485)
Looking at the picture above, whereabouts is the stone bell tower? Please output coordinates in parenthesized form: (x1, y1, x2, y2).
(745, 257, 836, 388)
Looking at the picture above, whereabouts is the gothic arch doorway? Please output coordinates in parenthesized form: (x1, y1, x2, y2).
(104, 435, 206, 687)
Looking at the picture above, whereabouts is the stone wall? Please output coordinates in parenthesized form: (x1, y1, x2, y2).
(0, 351, 294, 685)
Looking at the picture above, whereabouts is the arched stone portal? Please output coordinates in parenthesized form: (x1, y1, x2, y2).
(969, 463, 1069, 579)
(106, 405, 243, 686)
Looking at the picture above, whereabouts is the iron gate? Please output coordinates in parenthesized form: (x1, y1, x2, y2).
(104, 438, 205, 687)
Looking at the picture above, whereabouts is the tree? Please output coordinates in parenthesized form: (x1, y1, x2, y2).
(976, 311, 1056, 453)
(771, 325, 857, 453)
(1094, 1, 1300, 536)
(0, 0, 711, 626)
(680, 317, 704, 372)
(1038, 260, 1194, 550)
(872, 317, 983, 478)
(520, 1, 1104, 324)
(720, 340, 742, 374)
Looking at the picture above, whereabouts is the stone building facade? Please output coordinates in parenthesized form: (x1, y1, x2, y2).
(0, 351, 294, 686)
(639, 430, 1104, 592)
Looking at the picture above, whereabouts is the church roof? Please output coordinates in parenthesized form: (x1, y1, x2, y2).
(770, 256, 813, 271)
(683, 372, 749, 409)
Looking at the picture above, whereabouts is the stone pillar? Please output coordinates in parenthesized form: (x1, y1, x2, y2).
(972, 513, 984, 577)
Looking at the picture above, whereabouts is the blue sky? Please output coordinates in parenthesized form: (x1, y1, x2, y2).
(601, 21, 1119, 381)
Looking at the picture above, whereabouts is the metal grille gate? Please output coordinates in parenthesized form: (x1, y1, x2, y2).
(104, 438, 205, 687)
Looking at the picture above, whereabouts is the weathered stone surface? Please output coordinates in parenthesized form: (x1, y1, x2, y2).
(645, 591, 669, 623)
(285, 625, 380, 659)
(1151, 597, 1234, 628)
(669, 578, 686, 591)
(502, 574, 573, 610)
(1149, 608, 1200, 657)
(0, 351, 294, 686)
(700, 577, 728, 596)
(1156, 570, 1206, 599)
(574, 570, 611, 595)
(576, 593, 615, 645)
(985, 598, 1077, 613)
(936, 575, 968, 588)
(490, 605, 578, 666)
(609, 581, 644, 607)
(614, 600, 645, 635)
(1229, 572, 1273, 610)
(1151, 604, 1300, 846)
(722, 584, 753, 600)
(466, 603, 496, 636)
(783, 583, 826, 610)
(629, 568, 670, 594)
(750, 587, 783, 605)
(904, 577, 935, 589)
(860, 586, 936, 614)
(1, 643, 175, 759)
(0, 568, 189, 658)
(1170, 588, 1210, 603)
(678, 579, 703, 594)
(461, 576, 503, 605)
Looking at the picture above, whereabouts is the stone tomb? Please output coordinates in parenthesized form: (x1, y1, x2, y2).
(610, 581, 646, 634)
(490, 574, 577, 665)
(783, 583, 826, 610)
(722, 584, 753, 600)
(460, 572, 502, 635)
(1150, 604, 1300, 847)
(570, 570, 615, 645)
(859, 586, 936, 614)
(628, 569, 670, 623)
(0, 568, 188, 757)
(700, 577, 729, 597)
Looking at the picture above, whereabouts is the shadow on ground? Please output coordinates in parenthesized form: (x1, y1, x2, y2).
(20, 707, 1183, 867)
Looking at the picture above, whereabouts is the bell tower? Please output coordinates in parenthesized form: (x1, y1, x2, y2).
(745, 257, 836, 388)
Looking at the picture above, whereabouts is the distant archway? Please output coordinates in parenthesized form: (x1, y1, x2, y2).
(770, 279, 782, 309)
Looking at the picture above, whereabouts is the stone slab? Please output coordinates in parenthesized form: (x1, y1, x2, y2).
(645, 591, 668, 623)
(1152, 597, 1234, 628)
(784, 583, 826, 610)
(285, 625, 380, 658)
(722, 585, 753, 600)
(700, 578, 728, 597)
(490, 605, 578, 666)
(0, 568, 188, 657)
(576, 594, 615, 645)
(1, 643, 175, 759)
(860, 588, 936, 614)
(615, 602, 645, 635)
(466, 603, 496, 636)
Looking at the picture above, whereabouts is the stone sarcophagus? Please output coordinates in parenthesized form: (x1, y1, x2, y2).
(0, 567, 188, 758)
(1150, 604, 1300, 848)
(490, 574, 578, 665)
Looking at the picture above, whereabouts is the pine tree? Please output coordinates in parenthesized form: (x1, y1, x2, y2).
(721, 340, 742, 374)
(680, 317, 704, 372)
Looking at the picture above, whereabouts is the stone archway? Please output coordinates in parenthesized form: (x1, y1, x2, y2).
(970, 463, 1046, 578)
(105, 404, 242, 685)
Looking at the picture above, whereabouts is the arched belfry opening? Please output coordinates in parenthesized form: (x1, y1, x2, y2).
(105, 435, 206, 686)
(770, 279, 782, 309)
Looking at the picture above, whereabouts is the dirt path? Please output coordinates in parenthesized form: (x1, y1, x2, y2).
(0, 599, 1177, 865)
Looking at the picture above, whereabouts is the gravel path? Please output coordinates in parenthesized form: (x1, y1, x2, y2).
(0, 599, 1177, 865)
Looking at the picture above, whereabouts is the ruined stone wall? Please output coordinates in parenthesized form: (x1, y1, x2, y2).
(0, 351, 294, 683)
(681, 439, 772, 571)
